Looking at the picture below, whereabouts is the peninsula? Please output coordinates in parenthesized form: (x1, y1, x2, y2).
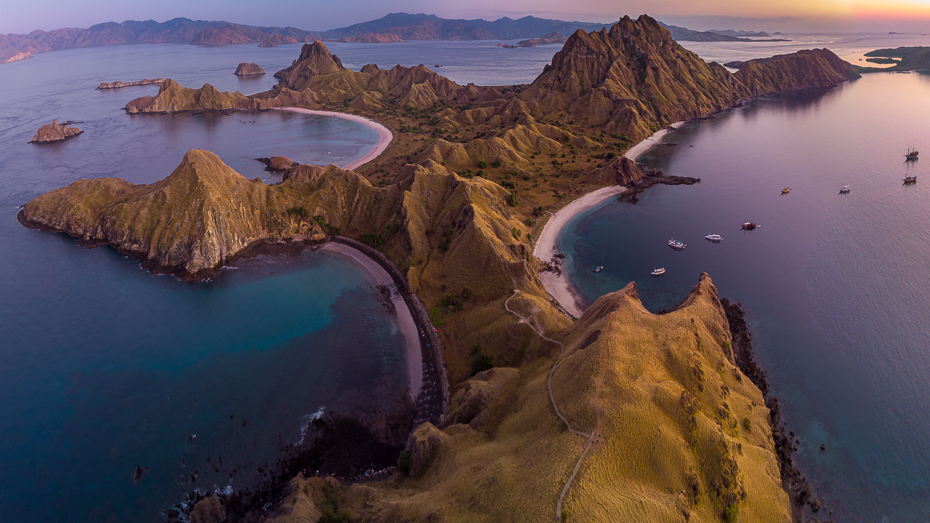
(20, 15, 858, 522)
(97, 78, 164, 89)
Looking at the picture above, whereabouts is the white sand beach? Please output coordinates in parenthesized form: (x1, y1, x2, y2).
(533, 185, 628, 318)
(319, 242, 422, 398)
(275, 107, 393, 170)
(624, 121, 684, 162)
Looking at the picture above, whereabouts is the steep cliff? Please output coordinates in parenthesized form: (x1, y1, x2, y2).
(260, 276, 790, 522)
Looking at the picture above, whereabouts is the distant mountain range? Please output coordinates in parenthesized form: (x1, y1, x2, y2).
(0, 12, 780, 64)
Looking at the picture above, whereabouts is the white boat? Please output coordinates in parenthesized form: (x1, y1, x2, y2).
(840, 185, 851, 193)
(668, 239, 686, 250)
(705, 234, 723, 242)
(651, 267, 666, 276)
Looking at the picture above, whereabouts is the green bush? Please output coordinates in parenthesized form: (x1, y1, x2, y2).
(491, 160, 502, 168)
(507, 191, 519, 207)
(477, 160, 488, 169)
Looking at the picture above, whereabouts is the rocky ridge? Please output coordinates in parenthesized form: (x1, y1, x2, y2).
(97, 78, 164, 89)
(21, 15, 860, 521)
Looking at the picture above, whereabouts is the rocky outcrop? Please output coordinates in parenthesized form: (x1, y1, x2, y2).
(189, 495, 226, 523)
(405, 423, 448, 478)
(339, 33, 402, 43)
(234, 62, 265, 76)
(257, 39, 278, 47)
(732, 49, 860, 95)
(1, 51, 32, 63)
(29, 120, 82, 143)
(258, 155, 294, 171)
(124, 79, 248, 113)
(97, 78, 163, 89)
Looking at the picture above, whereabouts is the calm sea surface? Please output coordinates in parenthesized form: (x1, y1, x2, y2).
(1, 34, 925, 521)
(560, 72, 930, 521)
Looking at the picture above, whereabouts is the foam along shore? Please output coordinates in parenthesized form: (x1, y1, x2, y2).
(318, 242, 422, 397)
(534, 185, 627, 318)
(274, 107, 393, 170)
(624, 121, 684, 162)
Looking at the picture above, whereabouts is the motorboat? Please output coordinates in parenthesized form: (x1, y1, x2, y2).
(651, 267, 666, 276)
(668, 239, 686, 250)
(705, 234, 723, 242)
(741, 221, 759, 230)
(781, 187, 790, 195)
(840, 185, 851, 193)
(591, 265, 604, 272)
(904, 175, 917, 184)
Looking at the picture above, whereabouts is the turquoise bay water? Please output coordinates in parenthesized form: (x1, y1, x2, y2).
(560, 73, 930, 520)
(0, 45, 412, 521)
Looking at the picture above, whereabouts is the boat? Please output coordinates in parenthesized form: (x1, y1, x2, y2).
(705, 234, 723, 242)
(906, 148, 919, 160)
(781, 187, 790, 195)
(668, 239, 686, 250)
(591, 265, 604, 272)
(741, 221, 759, 230)
(904, 175, 917, 184)
(840, 185, 851, 193)
(651, 267, 666, 276)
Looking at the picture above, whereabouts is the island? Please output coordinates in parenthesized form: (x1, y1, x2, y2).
(29, 120, 83, 143)
(257, 39, 278, 48)
(234, 62, 266, 76)
(97, 78, 164, 89)
(20, 15, 858, 522)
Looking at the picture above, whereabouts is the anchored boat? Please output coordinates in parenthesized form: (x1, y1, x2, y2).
(906, 148, 919, 160)
(591, 265, 604, 272)
(705, 234, 723, 242)
(651, 267, 666, 276)
(668, 239, 686, 250)
(781, 187, 790, 195)
(741, 221, 759, 230)
(840, 185, 851, 193)
(904, 175, 917, 184)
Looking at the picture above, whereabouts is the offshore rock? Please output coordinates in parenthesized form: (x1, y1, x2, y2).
(234, 62, 265, 76)
(30, 120, 82, 143)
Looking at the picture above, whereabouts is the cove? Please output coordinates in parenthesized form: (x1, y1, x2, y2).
(556, 73, 930, 520)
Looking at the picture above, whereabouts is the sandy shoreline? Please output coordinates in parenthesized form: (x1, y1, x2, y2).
(624, 121, 684, 162)
(535, 123, 683, 317)
(318, 242, 422, 398)
(274, 107, 393, 170)
(533, 185, 628, 318)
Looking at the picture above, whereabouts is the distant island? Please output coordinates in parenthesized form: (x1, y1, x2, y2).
(234, 63, 265, 76)
(0, 12, 788, 64)
(861, 46, 930, 70)
(97, 78, 164, 89)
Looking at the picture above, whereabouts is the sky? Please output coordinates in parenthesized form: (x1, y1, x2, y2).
(3, 0, 930, 35)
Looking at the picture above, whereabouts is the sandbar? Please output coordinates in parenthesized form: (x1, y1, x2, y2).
(318, 242, 422, 397)
(275, 107, 393, 170)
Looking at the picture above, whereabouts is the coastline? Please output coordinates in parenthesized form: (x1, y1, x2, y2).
(534, 122, 685, 317)
(623, 121, 684, 162)
(318, 242, 422, 398)
(533, 185, 627, 318)
(274, 107, 393, 170)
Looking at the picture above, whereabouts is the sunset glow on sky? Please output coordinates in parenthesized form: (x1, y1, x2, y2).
(3, 0, 930, 34)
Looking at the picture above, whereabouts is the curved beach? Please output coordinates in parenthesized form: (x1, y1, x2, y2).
(319, 243, 422, 397)
(535, 124, 681, 317)
(275, 107, 393, 170)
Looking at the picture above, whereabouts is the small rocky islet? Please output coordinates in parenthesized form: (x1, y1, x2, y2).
(20, 15, 860, 522)
(29, 120, 82, 143)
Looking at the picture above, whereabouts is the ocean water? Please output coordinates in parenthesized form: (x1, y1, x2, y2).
(559, 72, 930, 520)
(0, 44, 415, 521)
